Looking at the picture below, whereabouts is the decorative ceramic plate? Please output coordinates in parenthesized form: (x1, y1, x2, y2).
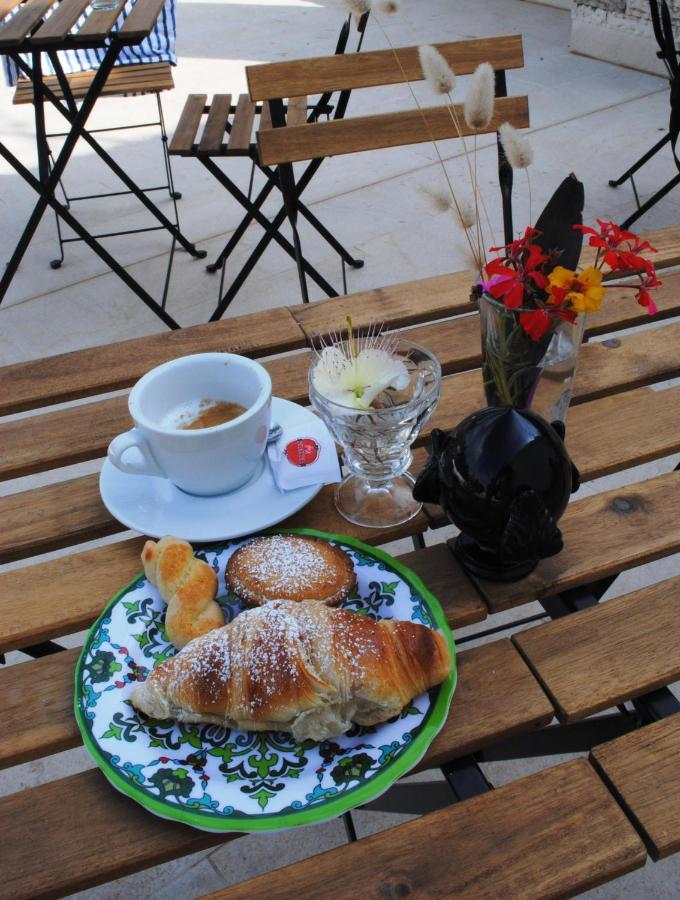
(75, 529, 457, 832)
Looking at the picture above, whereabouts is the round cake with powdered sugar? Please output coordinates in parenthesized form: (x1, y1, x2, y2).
(226, 534, 357, 607)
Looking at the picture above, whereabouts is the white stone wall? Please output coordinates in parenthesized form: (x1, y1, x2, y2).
(570, 0, 678, 75)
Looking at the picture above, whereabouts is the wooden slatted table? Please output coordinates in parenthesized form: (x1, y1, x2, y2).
(0, 223, 679, 898)
(0, 0, 204, 329)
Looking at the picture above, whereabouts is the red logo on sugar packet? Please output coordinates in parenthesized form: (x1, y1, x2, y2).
(284, 437, 320, 467)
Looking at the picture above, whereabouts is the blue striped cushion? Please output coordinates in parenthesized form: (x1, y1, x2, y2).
(3, 0, 177, 87)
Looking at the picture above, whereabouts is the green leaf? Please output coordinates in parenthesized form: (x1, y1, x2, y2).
(102, 723, 122, 740)
(254, 788, 275, 810)
(134, 633, 149, 649)
(381, 581, 399, 594)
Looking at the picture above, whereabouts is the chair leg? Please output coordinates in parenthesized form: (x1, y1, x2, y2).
(609, 132, 672, 187)
(157, 92, 182, 201)
(277, 160, 310, 304)
(619, 170, 680, 229)
(47, 147, 67, 269)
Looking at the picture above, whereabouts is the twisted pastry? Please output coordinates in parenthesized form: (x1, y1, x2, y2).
(131, 599, 451, 742)
(142, 536, 225, 649)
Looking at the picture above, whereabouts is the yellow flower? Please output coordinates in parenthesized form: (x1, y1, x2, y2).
(547, 265, 605, 313)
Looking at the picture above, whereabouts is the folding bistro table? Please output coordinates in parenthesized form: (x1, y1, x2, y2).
(0, 223, 678, 898)
(0, 0, 206, 329)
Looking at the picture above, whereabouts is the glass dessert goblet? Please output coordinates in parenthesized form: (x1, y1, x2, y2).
(309, 339, 441, 528)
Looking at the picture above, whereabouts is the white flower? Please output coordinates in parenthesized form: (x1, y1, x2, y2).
(464, 62, 495, 130)
(312, 345, 410, 409)
(499, 122, 533, 169)
(418, 45, 456, 96)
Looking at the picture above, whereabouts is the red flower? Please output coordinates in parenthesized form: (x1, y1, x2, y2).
(636, 272, 662, 315)
(519, 309, 552, 340)
(603, 249, 655, 275)
(483, 258, 525, 308)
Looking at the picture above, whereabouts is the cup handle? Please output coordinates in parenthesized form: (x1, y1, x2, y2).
(107, 428, 165, 478)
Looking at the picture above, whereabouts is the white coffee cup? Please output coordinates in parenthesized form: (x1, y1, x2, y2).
(107, 353, 272, 496)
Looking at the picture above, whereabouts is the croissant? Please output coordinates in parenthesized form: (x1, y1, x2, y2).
(141, 536, 225, 649)
(131, 600, 451, 742)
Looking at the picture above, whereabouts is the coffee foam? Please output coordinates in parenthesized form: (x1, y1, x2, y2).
(161, 399, 212, 430)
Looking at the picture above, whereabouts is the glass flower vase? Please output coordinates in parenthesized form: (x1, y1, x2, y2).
(309, 340, 441, 528)
(479, 293, 586, 423)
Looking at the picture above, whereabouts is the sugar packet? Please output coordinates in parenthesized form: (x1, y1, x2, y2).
(267, 416, 341, 492)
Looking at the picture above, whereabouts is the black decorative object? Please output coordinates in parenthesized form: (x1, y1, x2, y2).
(413, 408, 580, 582)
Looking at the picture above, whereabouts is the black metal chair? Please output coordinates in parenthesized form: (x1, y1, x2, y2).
(608, 0, 680, 228)
(168, 11, 369, 320)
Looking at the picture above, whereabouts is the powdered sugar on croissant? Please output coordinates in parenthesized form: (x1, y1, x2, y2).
(131, 600, 451, 742)
(142, 536, 225, 649)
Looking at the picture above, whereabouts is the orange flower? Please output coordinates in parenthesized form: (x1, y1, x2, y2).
(546, 266, 605, 313)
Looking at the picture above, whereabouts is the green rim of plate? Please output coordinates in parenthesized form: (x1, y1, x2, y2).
(74, 528, 457, 832)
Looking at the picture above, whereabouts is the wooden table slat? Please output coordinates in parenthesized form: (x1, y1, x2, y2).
(204, 760, 646, 900)
(197, 93, 231, 154)
(0, 0, 54, 49)
(168, 93, 207, 154)
(472, 470, 680, 612)
(30, 0, 90, 44)
(75, 0, 125, 41)
(396, 543, 487, 629)
(513, 575, 680, 722)
(118, 0, 163, 43)
(414, 639, 554, 771)
(591, 714, 680, 861)
(228, 93, 256, 150)
(0, 0, 24, 24)
(0, 306, 305, 416)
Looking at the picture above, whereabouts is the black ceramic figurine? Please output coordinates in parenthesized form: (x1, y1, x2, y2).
(413, 408, 580, 582)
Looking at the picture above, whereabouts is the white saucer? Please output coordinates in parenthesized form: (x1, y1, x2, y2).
(99, 397, 325, 542)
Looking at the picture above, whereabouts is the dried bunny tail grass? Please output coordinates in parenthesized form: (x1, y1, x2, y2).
(374, 0, 399, 12)
(460, 239, 483, 273)
(418, 182, 453, 214)
(499, 122, 533, 169)
(453, 196, 477, 231)
(464, 62, 495, 130)
(339, 0, 371, 19)
(418, 44, 456, 95)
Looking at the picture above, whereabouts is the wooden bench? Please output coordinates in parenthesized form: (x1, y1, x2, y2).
(591, 715, 680, 860)
(12, 60, 175, 104)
